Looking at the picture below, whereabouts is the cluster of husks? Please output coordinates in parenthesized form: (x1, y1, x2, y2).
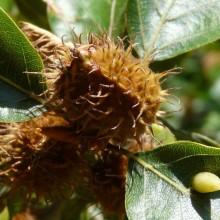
(0, 116, 128, 217)
(0, 25, 171, 217)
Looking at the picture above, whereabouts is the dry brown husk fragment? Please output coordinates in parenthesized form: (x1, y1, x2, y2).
(20, 22, 72, 68)
(89, 150, 128, 217)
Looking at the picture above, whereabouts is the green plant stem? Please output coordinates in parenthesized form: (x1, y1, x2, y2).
(108, 144, 190, 195)
(159, 118, 220, 148)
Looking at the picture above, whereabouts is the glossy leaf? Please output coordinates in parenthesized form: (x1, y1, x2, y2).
(46, 0, 128, 40)
(0, 7, 45, 122)
(126, 141, 220, 219)
(127, 0, 220, 61)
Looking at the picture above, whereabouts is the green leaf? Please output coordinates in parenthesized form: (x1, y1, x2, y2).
(7, 193, 24, 219)
(125, 141, 220, 219)
(14, 0, 50, 30)
(46, 0, 128, 40)
(127, 0, 220, 61)
(151, 123, 176, 146)
(61, 195, 90, 220)
(0, 7, 45, 122)
(160, 118, 220, 148)
(0, 0, 13, 12)
(0, 207, 9, 220)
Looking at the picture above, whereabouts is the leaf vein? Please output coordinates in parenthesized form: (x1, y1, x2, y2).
(144, 0, 176, 59)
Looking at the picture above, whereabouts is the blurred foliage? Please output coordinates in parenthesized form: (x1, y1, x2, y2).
(14, 0, 50, 29)
(151, 42, 220, 142)
(0, 0, 49, 28)
(47, 0, 127, 40)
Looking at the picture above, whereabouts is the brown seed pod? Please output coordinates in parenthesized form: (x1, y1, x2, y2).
(0, 114, 84, 200)
(45, 33, 170, 150)
(20, 22, 72, 68)
(88, 150, 128, 217)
